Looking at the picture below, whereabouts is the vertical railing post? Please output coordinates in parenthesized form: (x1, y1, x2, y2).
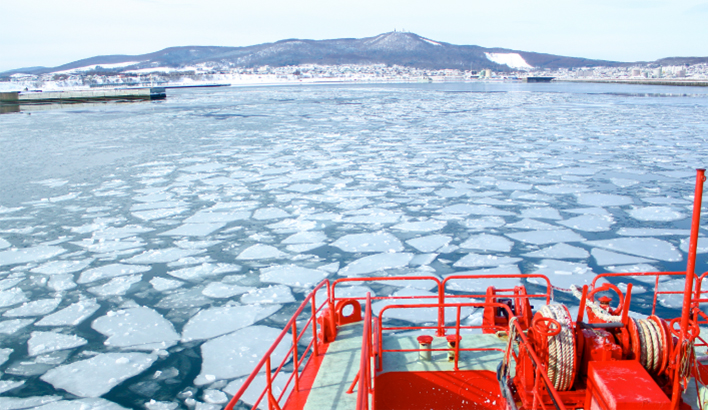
(266, 357, 274, 410)
(437, 282, 445, 336)
(291, 321, 299, 392)
(454, 306, 461, 371)
(311, 294, 319, 357)
(577, 285, 588, 323)
(681, 168, 705, 332)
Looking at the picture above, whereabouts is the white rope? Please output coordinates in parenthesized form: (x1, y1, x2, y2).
(569, 284, 622, 323)
(538, 304, 575, 391)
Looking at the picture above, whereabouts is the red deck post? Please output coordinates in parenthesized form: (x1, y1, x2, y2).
(681, 168, 705, 333)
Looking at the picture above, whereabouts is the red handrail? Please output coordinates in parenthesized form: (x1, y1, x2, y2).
(224, 279, 332, 410)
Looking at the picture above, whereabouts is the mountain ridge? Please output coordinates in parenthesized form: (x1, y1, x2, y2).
(3, 32, 703, 77)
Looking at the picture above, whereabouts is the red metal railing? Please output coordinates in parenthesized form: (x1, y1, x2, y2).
(224, 280, 333, 410)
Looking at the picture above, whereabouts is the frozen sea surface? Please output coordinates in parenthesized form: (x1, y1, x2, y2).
(1, 82, 708, 408)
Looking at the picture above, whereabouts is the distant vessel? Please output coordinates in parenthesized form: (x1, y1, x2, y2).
(524, 76, 555, 83)
(225, 169, 708, 410)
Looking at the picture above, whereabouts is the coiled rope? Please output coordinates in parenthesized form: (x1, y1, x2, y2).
(569, 284, 622, 323)
(538, 304, 575, 391)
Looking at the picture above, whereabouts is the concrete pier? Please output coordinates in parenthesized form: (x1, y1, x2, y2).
(558, 79, 708, 87)
(0, 87, 166, 104)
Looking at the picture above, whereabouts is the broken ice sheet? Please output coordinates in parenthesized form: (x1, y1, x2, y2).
(47, 274, 77, 291)
(506, 229, 586, 245)
(557, 214, 614, 232)
(459, 216, 506, 230)
(27, 331, 88, 356)
(0, 380, 24, 395)
(0, 288, 29, 308)
(194, 325, 291, 385)
(78, 264, 151, 284)
(0, 396, 63, 410)
(519, 207, 562, 220)
(236, 244, 288, 260)
(241, 285, 295, 304)
(0, 318, 35, 334)
(181, 305, 281, 342)
(591, 248, 654, 266)
(224, 372, 293, 410)
(281, 231, 327, 244)
(444, 267, 522, 292)
(35, 398, 131, 410)
(528, 259, 595, 290)
(124, 248, 205, 264)
(159, 223, 226, 237)
(406, 234, 452, 253)
(41, 353, 158, 397)
(459, 234, 514, 252)
(30, 258, 94, 275)
(439, 204, 514, 217)
(331, 232, 403, 253)
(252, 208, 289, 220)
(617, 228, 690, 237)
(87, 274, 142, 296)
(36, 298, 100, 327)
(149, 277, 184, 292)
(576, 193, 633, 207)
(260, 264, 330, 287)
(679, 237, 708, 253)
(453, 253, 522, 268)
(0, 245, 66, 267)
(4, 298, 62, 317)
(628, 206, 685, 222)
(522, 243, 589, 259)
(392, 219, 447, 232)
(587, 238, 682, 262)
(92, 307, 180, 350)
(506, 219, 557, 230)
(338, 253, 414, 276)
(167, 263, 241, 281)
(202, 282, 253, 298)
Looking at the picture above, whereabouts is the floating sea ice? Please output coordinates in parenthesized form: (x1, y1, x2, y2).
(237, 244, 287, 260)
(406, 235, 451, 253)
(132, 207, 188, 221)
(439, 204, 514, 216)
(195, 325, 291, 385)
(0, 396, 62, 410)
(519, 207, 562, 220)
(184, 209, 250, 224)
(444, 267, 522, 292)
(149, 277, 184, 292)
(241, 285, 295, 304)
(78, 264, 151, 284)
(535, 184, 589, 194)
(0, 277, 24, 291)
(605, 264, 659, 277)
(282, 231, 328, 244)
(159, 223, 226, 237)
(680, 237, 708, 253)
(46, 275, 76, 291)
(260, 265, 330, 287)
(41, 353, 158, 397)
(174, 239, 222, 249)
(156, 288, 212, 309)
(410, 253, 438, 266)
(91, 225, 154, 241)
(341, 208, 402, 223)
(628, 206, 685, 222)
(374, 269, 441, 290)
(253, 208, 289, 220)
(71, 238, 145, 254)
(0, 347, 11, 365)
(315, 285, 376, 304)
(0, 288, 28, 308)
(0, 237, 10, 250)
(459, 234, 513, 252)
(563, 207, 611, 216)
(332, 232, 403, 253)
(506, 229, 586, 245)
(181, 305, 281, 342)
(453, 253, 522, 268)
(617, 228, 690, 237)
(28, 331, 88, 356)
(617, 282, 647, 295)
(610, 178, 639, 188)
(31, 258, 94, 275)
(87, 274, 142, 296)
(124, 248, 204, 264)
(224, 372, 292, 410)
(576, 193, 633, 207)
(528, 260, 594, 290)
(0, 319, 34, 334)
(657, 279, 686, 308)
(558, 214, 614, 232)
(506, 219, 557, 230)
(338, 253, 414, 276)
(285, 183, 326, 193)
(145, 400, 179, 410)
(133, 192, 173, 202)
(392, 220, 447, 232)
(202, 282, 253, 298)
(0, 245, 66, 267)
(167, 263, 241, 281)
(587, 238, 682, 262)
(434, 188, 472, 198)
(371, 288, 474, 324)
(3, 298, 62, 317)
(0, 380, 24, 394)
(591, 248, 653, 266)
(286, 243, 325, 253)
(182, 162, 224, 173)
(92, 307, 179, 350)
(460, 216, 506, 230)
(522, 243, 589, 259)
(34, 398, 130, 410)
(497, 180, 532, 191)
(36, 299, 100, 327)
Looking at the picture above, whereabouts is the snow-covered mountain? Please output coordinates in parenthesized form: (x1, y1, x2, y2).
(2, 31, 630, 76)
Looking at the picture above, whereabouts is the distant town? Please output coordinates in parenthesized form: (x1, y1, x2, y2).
(2, 61, 707, 91)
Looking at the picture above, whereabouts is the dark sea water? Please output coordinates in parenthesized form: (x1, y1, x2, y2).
(1, 82, 708, 409)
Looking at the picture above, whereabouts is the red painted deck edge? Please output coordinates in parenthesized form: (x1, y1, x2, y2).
(283, 342, 331, 410)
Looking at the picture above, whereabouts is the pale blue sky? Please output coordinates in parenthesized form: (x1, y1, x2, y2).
(1, 0, 707, 72)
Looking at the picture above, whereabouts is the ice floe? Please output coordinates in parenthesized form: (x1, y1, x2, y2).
(237, 244, 287, 260)
(260, 265, 329, 287)
(34, 398, 130, 410)
(617, 228, 690, 237)
(281, 231, 327, 244)
(167, 263, 241, 281)
(444, 268, 522, 292)
(406, 235, 452, 253)
(392, 220, 447, 232)
(680, 237, 708, 253)
(78, 264, 151, 284)
(0, 238, 10, 250)
(331, 232, 403, 253)
(519, 208, 562, 220)
(253, 208, 289, 220)
(224, 372, 292, 410)
(587, 238, 682, 262)
(241, 285, 295, 304)
(149, 277, 184, 291)
(0, 347, 12, 365)
(453, 253, 521, 268)
(181, 305, 281, 342)
(184, 209, 250, 224)
(36, 299, 100, 327)
(47, 275, 77, 291)
(338, 253, 414, 276)
(31, 259, 94, 275)
(0, 396, 62, 410)
(0, 380, 24, 395)
(591, 248, 653, 266)
(558, 214, 614, 232)
(506, 219, 557, 230)
(460, 216, 506, 230)
(0, 288, 28, 308)
(195, 325, 290, 385)
(506, 229, 585, 245)
(87, 274, 142, 296)
(576, 193, 633, 207)
(159, 223, 226, 237)
(628, 206, 685, 222)
(459, 234, 513, 252)
(341, 208, 402, 223)
(4, 298, 61, 317)
(41, 353, 158, 397)
(528, 260, 594, 290)
(0, 246, 66, 267)
(92, 307, 179, 350)
(0, 318, 34, 334)
(522, 243, 589, 259)
(125, 248, 204, 264)
(202, 282, 253, 299)
(440, 204, 513, 216)
(28, 331, 87, 356)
